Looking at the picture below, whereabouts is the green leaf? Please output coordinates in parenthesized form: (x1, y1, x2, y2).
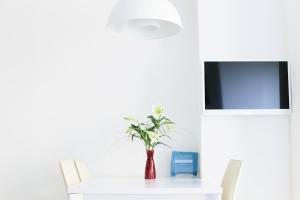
(148, 115, 159, 128)
(160, 134, 172, 140)
(156, 142, 170, 147)
(131, 134, 141, 141)
(146, 125, 156, 132)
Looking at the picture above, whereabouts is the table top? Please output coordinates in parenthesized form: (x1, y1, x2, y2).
(68, 177, 222, 195)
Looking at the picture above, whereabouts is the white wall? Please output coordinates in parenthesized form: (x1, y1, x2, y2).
(0, 0, 201, 199)
(198, 1, 291, 200)
(286, 0, 300, 199)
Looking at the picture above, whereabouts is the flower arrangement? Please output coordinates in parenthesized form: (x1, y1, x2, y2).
(124, 105, 175, 151)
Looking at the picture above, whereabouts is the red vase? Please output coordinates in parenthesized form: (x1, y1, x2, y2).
(145, 150, 156, 179)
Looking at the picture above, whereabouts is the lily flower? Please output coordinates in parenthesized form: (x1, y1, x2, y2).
(123, 116, 138, 121)
(152, 105, 165, 118)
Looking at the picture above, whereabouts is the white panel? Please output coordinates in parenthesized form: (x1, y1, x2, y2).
(286, 0, 300, 199)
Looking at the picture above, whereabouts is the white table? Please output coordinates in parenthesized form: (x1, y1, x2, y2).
(68, 177, 222, 200)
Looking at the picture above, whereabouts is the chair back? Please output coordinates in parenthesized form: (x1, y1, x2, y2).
(59, 160, 81, 189)
(221, 159, 243, 200)
(74, 160, 91, 182)
(59, 160, 91, 189)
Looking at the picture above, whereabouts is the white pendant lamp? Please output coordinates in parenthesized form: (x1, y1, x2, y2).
(107, 0, 183, 39)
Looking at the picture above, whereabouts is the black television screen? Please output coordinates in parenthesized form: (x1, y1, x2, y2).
(204, 61, 290, 110)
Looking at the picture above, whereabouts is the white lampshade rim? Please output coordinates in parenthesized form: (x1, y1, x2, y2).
(108, 18, 182, 39)
(107, 0, 183, 39)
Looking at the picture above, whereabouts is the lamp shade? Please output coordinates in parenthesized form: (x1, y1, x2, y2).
(107, 0, 182, 39)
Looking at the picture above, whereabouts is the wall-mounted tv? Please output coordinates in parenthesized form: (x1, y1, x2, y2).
(204, 61, 290, 113)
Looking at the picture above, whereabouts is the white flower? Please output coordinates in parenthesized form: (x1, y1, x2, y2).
(124, 116, 138, 121)
(166, 123, 176, 132)
(147, 131, 160, 145)
(126, 127, 135, 137)
(152, 105, 165, 118)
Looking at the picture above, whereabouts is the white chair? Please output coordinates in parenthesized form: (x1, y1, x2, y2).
(221, 159, 243, 200)
(74, 160, 91, 182)
(59, 160, 91, 189)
